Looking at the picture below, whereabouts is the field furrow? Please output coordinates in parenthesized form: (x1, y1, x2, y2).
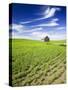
(10, 39, 66, 86)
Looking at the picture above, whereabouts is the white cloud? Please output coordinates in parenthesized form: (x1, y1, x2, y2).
(30, 31, 49, 40)
(29, 29, 66, 40)
(9, 24, 24, 32)
(32, 18, 59, 27)
(56, 27, 66, 30)
(9, 23, 43, 34)
(37, 22, 58, 27)
(20, 7, 61, 24)
(51, 18, 59, 22)
(22, 27, 43, 33)
(13, 33, 66, 40)
(44, 7, 50, 15)
(10, 24, 66, 40)
(12, 35, 32, 39)
(34, 7, 60, 21)
(43, 7, 60, 19)
(31, 32, 48, 37)
(50, 34, 66, 40)
(20, 21, 32, 24)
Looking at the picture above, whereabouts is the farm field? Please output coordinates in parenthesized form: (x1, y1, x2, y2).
(10, 39, 66, 86)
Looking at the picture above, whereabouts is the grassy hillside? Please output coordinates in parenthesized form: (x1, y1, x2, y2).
(10, 39, 66, 86)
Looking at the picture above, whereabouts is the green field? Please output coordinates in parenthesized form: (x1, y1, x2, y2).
(10, 39, 66, 86)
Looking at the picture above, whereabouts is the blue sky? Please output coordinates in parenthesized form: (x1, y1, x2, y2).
(9, 3, 66, 40)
